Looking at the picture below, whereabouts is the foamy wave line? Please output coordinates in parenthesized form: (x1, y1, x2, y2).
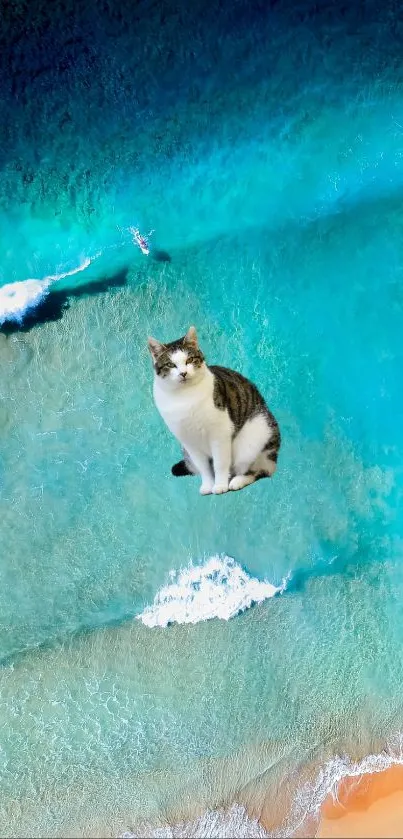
(0, 256, 93, 324)
(120, 803, 268, 838)
(138, 555, 286, 628)
(292, 731, 403, 832)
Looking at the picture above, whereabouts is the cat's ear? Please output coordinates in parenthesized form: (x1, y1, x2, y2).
(185, 326, 198, 348)
(148, 337, 164, 359)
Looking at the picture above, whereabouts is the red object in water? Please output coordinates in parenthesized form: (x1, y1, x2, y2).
(129, 226, 150, 255)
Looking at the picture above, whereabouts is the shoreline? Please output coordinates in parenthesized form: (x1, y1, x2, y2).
(119, 760, 403, 839)
(318, 764, 403, 838)
(119, 742, 403, 839)
(3, 739, 403, 836)
(243, 741, 403, 839)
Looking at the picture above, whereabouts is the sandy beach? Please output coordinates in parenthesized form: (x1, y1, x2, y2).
(318, 765, 403, 838)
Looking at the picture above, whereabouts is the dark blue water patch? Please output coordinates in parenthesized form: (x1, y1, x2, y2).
(2, 0, 403, 209)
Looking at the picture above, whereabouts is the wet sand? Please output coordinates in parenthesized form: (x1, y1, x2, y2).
(318, 765, 403, 838)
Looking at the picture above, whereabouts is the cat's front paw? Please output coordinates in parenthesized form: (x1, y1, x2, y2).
(212, 483, 229, 495)
(229, 475, 248, 491)
(200, 481, 214, 495)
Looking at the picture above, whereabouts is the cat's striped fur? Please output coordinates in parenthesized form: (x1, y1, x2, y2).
(148, 327, 281, 495)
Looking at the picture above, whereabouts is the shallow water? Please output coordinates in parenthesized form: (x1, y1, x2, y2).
(1, 0, 403, 835)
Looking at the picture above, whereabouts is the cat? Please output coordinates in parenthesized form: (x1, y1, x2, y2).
(148, 326, 281, 495)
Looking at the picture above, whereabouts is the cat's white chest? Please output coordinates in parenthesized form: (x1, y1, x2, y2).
(153, 373, 229, 451)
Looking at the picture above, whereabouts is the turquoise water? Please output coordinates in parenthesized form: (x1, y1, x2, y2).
(2, 0, 403, 835)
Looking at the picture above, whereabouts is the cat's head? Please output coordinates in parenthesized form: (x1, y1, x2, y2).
(147, 326, 206, 388)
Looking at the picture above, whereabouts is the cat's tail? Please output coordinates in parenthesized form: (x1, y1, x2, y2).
(172, 448, 198, 477)
(171, 460, 195, 477)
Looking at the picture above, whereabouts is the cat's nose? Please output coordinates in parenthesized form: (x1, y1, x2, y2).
(180, 371, 187, 379)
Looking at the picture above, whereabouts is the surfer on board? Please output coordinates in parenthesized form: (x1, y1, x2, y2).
(129, 227, 154, 255)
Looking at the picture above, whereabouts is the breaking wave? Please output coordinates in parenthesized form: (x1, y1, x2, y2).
(0, 256, 93, 324)
(138, 555, 286, 628)
(120, 803, 268, 838)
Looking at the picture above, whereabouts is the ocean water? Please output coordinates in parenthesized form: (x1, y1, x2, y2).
(1, 0, 403, 835)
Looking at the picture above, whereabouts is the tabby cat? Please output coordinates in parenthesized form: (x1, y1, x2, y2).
(148, 327, 281, 495)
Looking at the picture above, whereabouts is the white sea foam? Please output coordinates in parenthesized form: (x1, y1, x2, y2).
(138, 555, 285, 628)
(120, 803, 268, 838)
(296, 733, 403, 822)
(0, 256, 92, 324)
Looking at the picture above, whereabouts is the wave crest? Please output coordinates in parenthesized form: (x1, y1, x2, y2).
(138, 555, 284, 628)
(0, 256, 92, 324)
